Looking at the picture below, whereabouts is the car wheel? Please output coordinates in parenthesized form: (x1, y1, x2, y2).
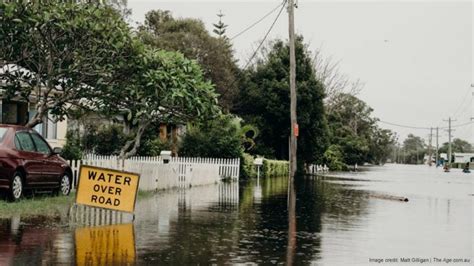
(9, 172, 24, 202)
(59, 174, 71, 196)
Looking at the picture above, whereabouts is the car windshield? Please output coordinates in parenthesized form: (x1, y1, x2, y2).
(0, 128, 8, 143)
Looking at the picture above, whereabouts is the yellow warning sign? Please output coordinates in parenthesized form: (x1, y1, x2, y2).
(75, 223, 136, 265)
(76, 165, 140, 213)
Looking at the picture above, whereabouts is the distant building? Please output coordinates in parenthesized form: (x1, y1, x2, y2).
(453, 153, 474, 163)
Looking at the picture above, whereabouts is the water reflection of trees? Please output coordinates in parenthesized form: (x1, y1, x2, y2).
(236, 176, 370, 264)
(134, 176, 370, 264)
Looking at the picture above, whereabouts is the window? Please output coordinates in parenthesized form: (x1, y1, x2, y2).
(31, 133, 51, 155)
(46, 115, 57, 139)
(2, 103, 18, 124)
(28, 109, 57, 139)
(15, 132, 36, 152)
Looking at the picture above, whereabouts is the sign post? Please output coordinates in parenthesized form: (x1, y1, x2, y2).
(76, 165, 140, 213)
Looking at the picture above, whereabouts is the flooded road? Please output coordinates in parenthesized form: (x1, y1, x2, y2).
(0, 164, 472, 265)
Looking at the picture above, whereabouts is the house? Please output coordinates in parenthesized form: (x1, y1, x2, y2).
(0, 98, 68, 148)
(453, 153, 474, 163)
(0, 65, 67, 148)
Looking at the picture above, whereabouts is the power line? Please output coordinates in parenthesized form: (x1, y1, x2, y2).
(378, 120, 432, 130)
(224, 0, 287, 100)
(240, 0, 287, 71)
(230, 0, 286, 40)
(378, 120, 474, 130)
(451, 85, 473, 118)
(450, 121, 474, 128)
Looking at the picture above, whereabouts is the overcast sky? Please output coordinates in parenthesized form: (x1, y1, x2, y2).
(127, 0, 473, 146)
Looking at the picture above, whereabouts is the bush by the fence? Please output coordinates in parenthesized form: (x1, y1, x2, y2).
(179, 115, 243, 158)
(262, 159, 289, 177)
(241, 153, 257, 178)
(61, 130, 82, 160)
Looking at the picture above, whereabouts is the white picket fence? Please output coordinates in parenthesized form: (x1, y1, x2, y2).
(306, 164, 329, 175)
(69, 155, 240, 192)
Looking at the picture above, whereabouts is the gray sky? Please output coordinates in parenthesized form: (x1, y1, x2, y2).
(127, 0, 473, 145)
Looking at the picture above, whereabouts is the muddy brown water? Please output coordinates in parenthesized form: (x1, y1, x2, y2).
(0, 164, 472, 265)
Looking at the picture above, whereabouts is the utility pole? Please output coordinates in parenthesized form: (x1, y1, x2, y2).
(443, 117, 456, 165)
(435, 127, 439, 167)
(428, 127, 433, 166)
(288, 0, 297, 180)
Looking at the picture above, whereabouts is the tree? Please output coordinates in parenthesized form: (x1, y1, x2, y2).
(213, 10, 228, 37)
(312, 48, 364, 111)
(402, 134, 426, 164)
(326, 93, 394, 166)
(107, 0, 132, 19)
(138, 10, 239, 111)
(327, 93, 372, 165)
(368, 127, 395, 165)
(0, 1, 134, 128)
(438, 138, 473, 154)
(179, 115, 243, 158)
(99, 47, 220, 159)
(235, 37, 329, 170)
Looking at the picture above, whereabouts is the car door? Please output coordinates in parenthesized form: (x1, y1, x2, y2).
(13, 131, 44, 187)
(30, 132, 62, 185)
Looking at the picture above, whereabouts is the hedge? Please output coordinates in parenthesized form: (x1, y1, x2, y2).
(241, 153, 257, 179)
(262, 158, 289, 178)
(241, 154, 289, 178)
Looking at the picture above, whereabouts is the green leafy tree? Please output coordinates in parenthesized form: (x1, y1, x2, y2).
(326, 93, 371, 165)
(235, 37, 329, 170)
(99, 47, 220, 159)
(368, 127, 395, 165)
(138, 10, 239, 111)
(323, 144, 346, 171)
(438, 138, 473, 154)
(402, 134, 426, 164)
(213, 10, 228, 37)
(0, 1, 134, 128)
(179, 115, 243, 158)
(327, 93, 394, 166)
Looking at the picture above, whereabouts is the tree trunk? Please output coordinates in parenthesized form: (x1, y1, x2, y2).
(24, 102, 46, 128)
(119, 120, 150, 160)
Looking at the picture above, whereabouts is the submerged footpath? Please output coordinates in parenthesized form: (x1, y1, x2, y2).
(0, 190, 154, 220)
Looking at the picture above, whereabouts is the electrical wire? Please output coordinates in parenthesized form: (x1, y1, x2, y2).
(450, 120, 474, 129)
(378, 120, 432, 130)
(451, 86, 473, 118)
(378, 120, 474, 130)
(230, 0, 286, 40)
(240, 0, 288, 71)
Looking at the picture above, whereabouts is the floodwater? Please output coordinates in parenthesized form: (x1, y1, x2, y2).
(0, 164, 472, 265)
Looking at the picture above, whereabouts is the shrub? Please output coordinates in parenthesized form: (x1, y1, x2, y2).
(179, 115, 243, 158)
(80, 124, 127, 155)
(262, 159, 289, 177)
(241, 153, 258, 179)
(138, 137, 172, 156)
(60, 130, 82, 160)
(323, 144, 347, 171)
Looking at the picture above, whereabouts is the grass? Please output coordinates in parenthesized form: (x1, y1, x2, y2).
(0, 189, 158, 219)
(0, 192, 75, 219)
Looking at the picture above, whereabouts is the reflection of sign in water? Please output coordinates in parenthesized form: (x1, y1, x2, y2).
(75, 223, 136, 265)
(76, 165, 140, 213)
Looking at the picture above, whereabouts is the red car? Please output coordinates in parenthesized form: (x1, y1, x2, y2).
(0, 124, 72, 201)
